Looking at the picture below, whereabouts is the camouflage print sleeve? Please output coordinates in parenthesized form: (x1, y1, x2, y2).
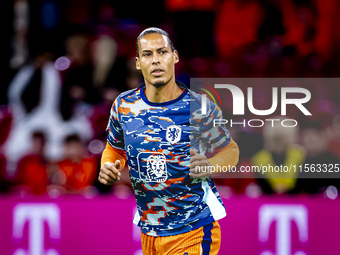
(200, 100, 231, 153)
(106, 97, 125, 150)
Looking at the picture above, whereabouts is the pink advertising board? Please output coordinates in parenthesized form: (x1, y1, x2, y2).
(0, 195, 339, 255)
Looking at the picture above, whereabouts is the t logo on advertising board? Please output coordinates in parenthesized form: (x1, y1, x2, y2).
(259, 205, 308, 255)
(12, 203, 61, 255)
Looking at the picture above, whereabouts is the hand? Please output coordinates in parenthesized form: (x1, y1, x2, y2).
(189, 149, 212, 178)
(98, 160, 122, 185)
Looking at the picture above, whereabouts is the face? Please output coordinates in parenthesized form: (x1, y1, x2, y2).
(136, 33, 179, 88)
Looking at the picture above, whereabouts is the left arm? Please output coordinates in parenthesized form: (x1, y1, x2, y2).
(189, 139, 239, 178)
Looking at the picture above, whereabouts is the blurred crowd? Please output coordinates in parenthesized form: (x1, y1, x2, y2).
(0, 0, 340, 199)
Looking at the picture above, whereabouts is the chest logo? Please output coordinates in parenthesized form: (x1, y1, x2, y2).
(146, 154, 167, 182)
(166, 125, 182, 144)
(137, 152, 168, 183)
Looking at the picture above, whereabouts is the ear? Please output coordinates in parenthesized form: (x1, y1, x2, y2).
(173, 50, 179, 64)
(135, 57, 141, 70)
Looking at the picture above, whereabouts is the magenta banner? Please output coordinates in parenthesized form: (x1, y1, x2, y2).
(0, 196, 339, 255)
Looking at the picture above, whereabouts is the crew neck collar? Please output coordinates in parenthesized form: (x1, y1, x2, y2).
(139, 81, 188, 106)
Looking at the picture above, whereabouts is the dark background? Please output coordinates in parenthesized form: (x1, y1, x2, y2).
(0, 0, 340, 198)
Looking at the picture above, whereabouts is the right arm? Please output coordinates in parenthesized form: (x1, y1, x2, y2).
(98, 142, 127, 185)
(98, 96, 126, 185)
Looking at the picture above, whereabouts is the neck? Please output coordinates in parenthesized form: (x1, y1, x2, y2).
(144, 78, 183, 103)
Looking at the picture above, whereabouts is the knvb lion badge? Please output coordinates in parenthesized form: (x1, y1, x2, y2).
(166, 125, 182, 144)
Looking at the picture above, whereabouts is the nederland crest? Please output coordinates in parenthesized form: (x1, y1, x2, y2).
(166, 125, 182, 144)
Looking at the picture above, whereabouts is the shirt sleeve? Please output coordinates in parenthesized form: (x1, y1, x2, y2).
(106, 97, 125, 150)
(208, 138, 239, 169)
(199, 100, 231, 153)
(101, 142, 127, 168)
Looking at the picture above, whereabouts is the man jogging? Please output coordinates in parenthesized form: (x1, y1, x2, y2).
(98, 27, 239, 255)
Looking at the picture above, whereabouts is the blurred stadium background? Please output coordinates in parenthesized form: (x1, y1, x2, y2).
(0, 0, 340, 254)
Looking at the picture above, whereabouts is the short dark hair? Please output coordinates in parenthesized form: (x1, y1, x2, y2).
(136, 27, 175, 57)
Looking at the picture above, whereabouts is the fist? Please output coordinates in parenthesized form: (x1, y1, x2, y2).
(189, 149, 212, 178)
(98, 160, 122, 185)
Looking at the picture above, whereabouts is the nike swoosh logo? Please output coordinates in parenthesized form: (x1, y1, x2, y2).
(126, 130, 138, 135)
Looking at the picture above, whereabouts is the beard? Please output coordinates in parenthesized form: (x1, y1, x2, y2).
(147, 74, 173, 89)
(150, 81, 166, 88)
